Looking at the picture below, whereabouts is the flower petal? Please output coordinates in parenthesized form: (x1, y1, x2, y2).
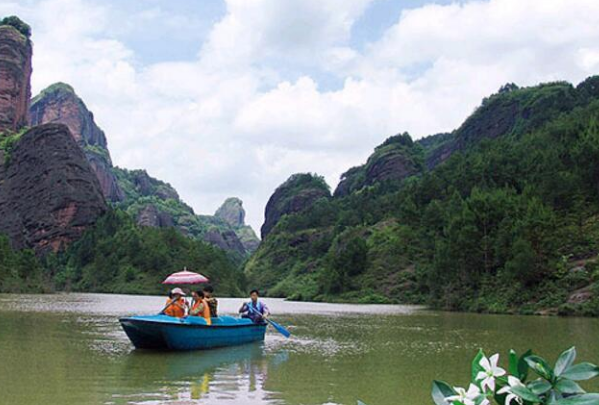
(480, 356, 491, 371)
(493, 367, 507, 377)
(490, 354, 500, 368)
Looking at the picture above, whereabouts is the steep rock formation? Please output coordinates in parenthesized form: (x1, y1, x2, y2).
(137, 204, 174, 228)
(335, 133, 422, 197)
(29, 83, 124, 201)
(215, 197, 260, 252)
(0, 124, 107, 253)
(215, 197, 245, 228)
(0, 24, 31, 132)
(261, 173, 331, 239)
(203, 228, 246, 256)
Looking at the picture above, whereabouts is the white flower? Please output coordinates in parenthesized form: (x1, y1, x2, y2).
(446, 384, 489, 405)
(497, 376, 525, 405)
(476, 353, 506, 392)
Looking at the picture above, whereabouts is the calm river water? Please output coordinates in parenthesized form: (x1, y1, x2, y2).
(0, 293, 598, 405)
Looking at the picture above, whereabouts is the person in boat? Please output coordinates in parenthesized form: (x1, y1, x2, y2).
(239, 289, 270, 323)
(203, 285, 218, 318)
(164, 288, 187, 318)
(189, 290, 212, 325)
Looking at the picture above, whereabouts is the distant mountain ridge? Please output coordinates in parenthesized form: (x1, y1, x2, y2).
(28, 82, 260, 256)
(247, 75, 599, 316)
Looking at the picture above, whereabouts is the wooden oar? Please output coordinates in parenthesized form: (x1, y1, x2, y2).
(247, 304, 291, 338)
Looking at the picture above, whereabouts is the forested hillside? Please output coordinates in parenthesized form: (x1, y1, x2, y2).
(0, 210, 245, 296)
(246, 77, 599, 316)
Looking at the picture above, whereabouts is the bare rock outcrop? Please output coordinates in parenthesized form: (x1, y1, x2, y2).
(0, 124, 107, 253)
(203, 228, 246, 256)
(137, 204, 175, 228)
(29, 83, 124, 201)
(261, 173, 330, 239)
(0, 24, 32, 132)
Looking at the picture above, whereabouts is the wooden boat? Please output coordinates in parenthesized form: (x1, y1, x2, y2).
(119, 315, 267, 350)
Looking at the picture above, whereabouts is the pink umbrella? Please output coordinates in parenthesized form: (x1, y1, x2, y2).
(162, 268, 209, 285)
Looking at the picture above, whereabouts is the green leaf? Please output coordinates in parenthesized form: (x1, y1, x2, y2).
(519, 349, 533, 380)
(472, 349, 486, 384)
(432, 380, 456, 405)
(555, 378, 586, 395)
(509, 349, 519, 376)
(555, 393, 599, 405)
(562, 363, 599, 381)
(511, 385, 542, 402)
(526, 355, 555, 381)
(528, 378, 552, 395)
(556, 347, 577, 377)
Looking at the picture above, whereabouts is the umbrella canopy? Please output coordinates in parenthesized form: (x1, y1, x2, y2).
(162, 268, 209, 285)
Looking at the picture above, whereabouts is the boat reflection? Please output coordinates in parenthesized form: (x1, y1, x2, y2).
(112, 342, 289, 404)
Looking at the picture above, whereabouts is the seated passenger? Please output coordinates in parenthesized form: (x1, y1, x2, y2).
(189, 290, 211, 325)
(203, 285, 218, 318)
(164, 288, 187, 318)
(239, 289, 270, 323)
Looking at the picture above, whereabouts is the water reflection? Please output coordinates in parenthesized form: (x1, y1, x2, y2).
(112, 343, 288, 405)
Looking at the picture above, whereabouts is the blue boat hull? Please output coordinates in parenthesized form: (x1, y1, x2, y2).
(119, 315, 267, 351)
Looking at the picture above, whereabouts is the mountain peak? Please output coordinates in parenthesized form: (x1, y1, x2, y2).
(215, 197, 246, 228)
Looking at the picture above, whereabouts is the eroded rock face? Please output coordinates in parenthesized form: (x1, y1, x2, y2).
(30, 83, 107, 147)
(29, 84, 124, 202)
(0, 25, 31, 132)
(203, 228, 246, 256)
(86, 153, 124, 202)
(214, 197, 261, 252)
(334, 133, 421, 197)
(215, 197, 245, 228)
(261, 173, 330, 239)
(137, 204, 174, 228)
(29, 83, 124, 202)
(0, 124, 107, 253)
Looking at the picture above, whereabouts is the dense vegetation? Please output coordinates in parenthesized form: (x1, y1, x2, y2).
(0, 16, 31, 38)
(0, 210, 245, 296)
(0, 235, 46, 293)
(246, 77, 599, 316)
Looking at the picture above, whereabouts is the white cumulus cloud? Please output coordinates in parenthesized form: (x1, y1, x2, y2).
(1, 0, 599, 232)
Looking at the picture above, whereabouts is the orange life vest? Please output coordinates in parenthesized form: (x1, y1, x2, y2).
(164, 297, 186, 318)
(191, 298, 212, 325)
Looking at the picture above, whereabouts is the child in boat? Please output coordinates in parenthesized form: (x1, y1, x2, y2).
(164, 288, 187, 318)
(203, 285, 218, 318)
(239, 289, 270, 323)
(189, 290, 212, 325)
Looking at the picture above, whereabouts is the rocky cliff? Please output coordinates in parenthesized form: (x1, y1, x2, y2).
(136, 204, 174, 228)
(261, 173, 331, 239)
(203, 228, 246, 256)
(334, 132, 423, 197)
(29, 83, 124, 201)
(215, 197, 260, 252)
(215, 197, 245, 227)
(0, 124, 107, 253)
(0, 23, 31, 133)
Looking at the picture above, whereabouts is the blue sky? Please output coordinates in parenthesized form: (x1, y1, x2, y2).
(1, 0, 598, 231)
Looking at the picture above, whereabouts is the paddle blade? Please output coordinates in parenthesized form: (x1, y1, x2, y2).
(268, 319, 291, 338)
